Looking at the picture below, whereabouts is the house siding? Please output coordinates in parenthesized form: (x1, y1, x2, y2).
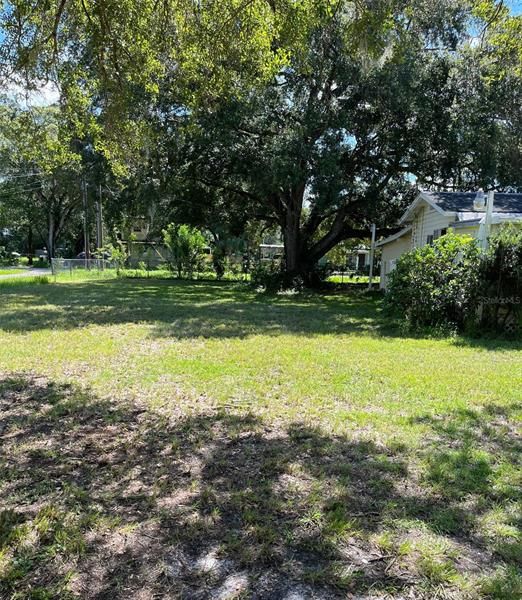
(379, 232, 412, 289)
(379, 192, 522, 291)
(380, 203, 454, 289)
(414, 206, 455, 247)
(450, 224, 478, 238)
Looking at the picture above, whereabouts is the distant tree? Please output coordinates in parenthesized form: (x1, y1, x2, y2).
(167, 6, 472, 283)
(0, 103, 83, 258)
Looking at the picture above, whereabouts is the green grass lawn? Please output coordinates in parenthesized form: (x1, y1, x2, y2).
(0, 277, 520, 599)
(327, 274, 371, 284)
(0, 268, 26, 276)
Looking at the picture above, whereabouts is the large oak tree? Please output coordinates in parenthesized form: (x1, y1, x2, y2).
(1, 1, 520, 279)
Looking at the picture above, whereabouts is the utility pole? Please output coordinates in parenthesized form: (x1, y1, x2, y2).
(368, 223, 377, 290)
(82, 176, 90, 266)
(484, 190, 494, 251)
(96, 185, 103, 250)
(96, 185, 104, 270)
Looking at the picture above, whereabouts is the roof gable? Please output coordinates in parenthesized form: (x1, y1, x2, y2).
(399, 192, 448, 225)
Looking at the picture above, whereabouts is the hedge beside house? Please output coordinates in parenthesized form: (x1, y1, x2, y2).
(385, 233, 481, 331)
(386, 227, 522, 334)
(479, 226, 522, 333)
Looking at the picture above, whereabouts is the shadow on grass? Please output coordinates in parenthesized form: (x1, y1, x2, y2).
(1, 278, 520, 350)
(413, 405, 521, 499)
(410, 405, 522, 564)
(1, 375, 519, 599)
(0, 278, 397, 340)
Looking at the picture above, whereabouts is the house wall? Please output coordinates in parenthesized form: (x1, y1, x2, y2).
(450, 224, 478, 238)
(379, 233, 412, 289)
(449, 222, 521, 239)
(413, 206, 455, 248)
(128, 242, 172, 267)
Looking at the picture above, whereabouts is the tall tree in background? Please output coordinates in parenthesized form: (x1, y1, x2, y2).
(1, 1, 520, 281)
(161, 2, 521, 282)
(0, 103, 83, 258)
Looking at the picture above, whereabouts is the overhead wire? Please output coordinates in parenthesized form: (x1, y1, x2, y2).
(0, 172, 43, 180)
(0, 185, 44, 197)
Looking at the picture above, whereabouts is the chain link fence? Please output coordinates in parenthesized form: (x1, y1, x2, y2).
(51, 258, 115, 276)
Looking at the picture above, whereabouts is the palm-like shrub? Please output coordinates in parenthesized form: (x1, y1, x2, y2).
(163, 224, 207, 278)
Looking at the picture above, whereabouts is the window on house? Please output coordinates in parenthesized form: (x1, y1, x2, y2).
(433, 228, 447, 240)
(426, 234, 434, 245)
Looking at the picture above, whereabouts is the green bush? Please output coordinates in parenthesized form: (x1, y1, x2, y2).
(250, 261, 283, 290)
(163, 224, 207, 279)
(479, 226, 522, 333)
(97, 242, 128, 273)
(0, 247, 21, 266)
(33, 258, 49, 268)
(386, 233, 481, 330)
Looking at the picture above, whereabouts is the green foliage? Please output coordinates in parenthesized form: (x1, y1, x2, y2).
(386, 233, 481, 330)
(162, 223, 207, 278)
(0, 247, 20, 266)
(1, 1, 521, 282)
(170, 1, 515, 280)
(0, 0, 341, 171)
(479, 225, 522, 331)
(250, 261, 284, 291)
(0, 103, 88, 259)
(212, 243, 226, 280)
(98, 242, 128, 274)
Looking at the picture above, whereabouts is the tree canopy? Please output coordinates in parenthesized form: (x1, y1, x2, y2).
(0, 0, 520, 280)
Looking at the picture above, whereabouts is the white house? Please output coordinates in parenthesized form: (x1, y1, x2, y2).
(347, 245, 371, 272)
(378, 191, 522, 289)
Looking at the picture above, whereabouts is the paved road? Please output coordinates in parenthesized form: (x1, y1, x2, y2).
(0, 268, 52, 279)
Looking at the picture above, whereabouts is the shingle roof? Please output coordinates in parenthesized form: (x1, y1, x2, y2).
(424, 191, 522, 214)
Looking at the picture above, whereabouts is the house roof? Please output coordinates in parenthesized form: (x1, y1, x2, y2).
(424, 191, 522, 214)
(399, 191, 522, 225)
(376, 226, 412, 247)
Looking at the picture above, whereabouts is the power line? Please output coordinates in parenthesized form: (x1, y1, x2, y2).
(0, 172, 43, 180)
(0, 185, 43, 197)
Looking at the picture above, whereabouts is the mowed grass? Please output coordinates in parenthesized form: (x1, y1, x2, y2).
(0, 269, 26, 276)
(0, 277, 520, 599)
(328, 274, 371, 284)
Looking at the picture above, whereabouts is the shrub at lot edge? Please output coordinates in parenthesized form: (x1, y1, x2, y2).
(386, 233, 481, 330)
